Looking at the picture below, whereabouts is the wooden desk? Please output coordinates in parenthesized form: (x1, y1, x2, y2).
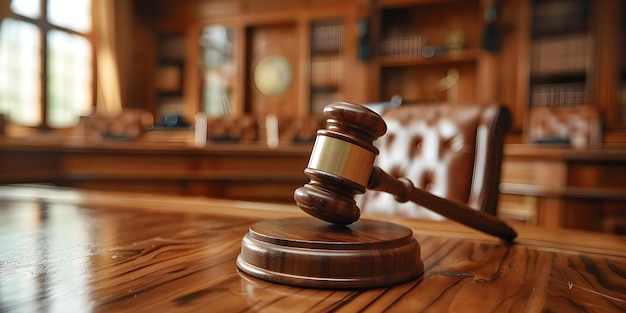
(1, 185, 624, 312)
(0, 139, 311, 203)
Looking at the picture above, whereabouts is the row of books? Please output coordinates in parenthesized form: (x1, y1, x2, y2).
(379, 36, 425, 58)
(531, 34, 592, 75)
(310, 55, 343, 87)
(531, 82, 586, 107)
(311, 23, 343, 53)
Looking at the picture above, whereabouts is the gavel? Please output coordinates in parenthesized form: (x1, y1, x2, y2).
(294, 102, 517, 242)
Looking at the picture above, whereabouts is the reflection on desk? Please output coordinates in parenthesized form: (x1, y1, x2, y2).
(0, 185, 624, 312)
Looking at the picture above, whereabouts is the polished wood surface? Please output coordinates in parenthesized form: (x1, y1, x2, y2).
(1, 185, 625, 312)
(238, 217, 423, 288)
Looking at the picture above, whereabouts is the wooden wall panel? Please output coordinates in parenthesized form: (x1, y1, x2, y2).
(246, 23, 301, 118)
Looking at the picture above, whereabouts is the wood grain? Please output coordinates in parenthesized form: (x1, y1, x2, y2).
(0, 185, 625, 312)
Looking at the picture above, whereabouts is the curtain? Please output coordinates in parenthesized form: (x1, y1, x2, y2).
(94, 0, 122, 116)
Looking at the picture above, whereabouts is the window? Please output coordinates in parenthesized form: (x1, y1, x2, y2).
(0, 0, 93, 129)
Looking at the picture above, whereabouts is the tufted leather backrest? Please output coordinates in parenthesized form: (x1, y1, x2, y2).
(277, 115, 325, 145)
(206, 115, 258, 143)
(361, 104, 511, 220)
(80, 109, 154, 141)
(528, 105, 601, 149)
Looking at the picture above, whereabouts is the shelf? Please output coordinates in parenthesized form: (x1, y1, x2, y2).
(310, 85, 340, 92)
(379, 49, 488, 68)
(531, 28, 588, 40)
(530, 72, 587, 84)
(376, 0, 494, 104)
(309, 19, 344, 115)
(310, 47, 343, 55)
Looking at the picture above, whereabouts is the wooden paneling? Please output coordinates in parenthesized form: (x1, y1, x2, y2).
(567, 162, 626, 190)
(246, 23, 301, 117)
(496, 0, 530, 134)
(0, 149, 62, 183)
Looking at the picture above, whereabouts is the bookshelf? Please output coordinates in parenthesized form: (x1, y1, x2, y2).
(130, 0, 365, 127)
(309, 20, 344, 114)
(375, 0, 497, 104)
(528, 0, 591, 109)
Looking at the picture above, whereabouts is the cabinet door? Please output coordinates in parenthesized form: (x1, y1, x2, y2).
(527, 0, 626, 144)
(246, 23, 300, 118)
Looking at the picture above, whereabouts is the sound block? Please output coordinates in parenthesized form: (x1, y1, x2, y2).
(236, 217, 424, 289)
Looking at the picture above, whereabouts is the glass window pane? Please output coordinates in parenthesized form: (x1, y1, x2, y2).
(10, 0, 41, 19)
(0, 19, 41, 126)
(48, 0, 91, 33)
(199, 25, 235, 117)
(47, 30, 92, 128)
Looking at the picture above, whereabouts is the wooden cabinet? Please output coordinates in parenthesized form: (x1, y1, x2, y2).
(528, 0, 590, 109)
(374, 0, 497, 104)
(127, 0, 626, 145)
(499, 145, 626, 234)
(235, 12, 363, 118)
(132, 0, 367, 122)
(524, 0, 626, 144)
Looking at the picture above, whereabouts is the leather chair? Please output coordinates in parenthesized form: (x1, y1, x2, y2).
(206, 115, 258, 143)
(277, 115, 325, 145)
(360, 103, 511, 220)
(527, 105, 601, 149)
(80, 109, 154, 141)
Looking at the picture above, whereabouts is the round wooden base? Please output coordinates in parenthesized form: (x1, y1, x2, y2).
(237, 217, 424, 289)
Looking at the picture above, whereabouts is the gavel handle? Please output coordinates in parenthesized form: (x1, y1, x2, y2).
(367, 167, 517, 242)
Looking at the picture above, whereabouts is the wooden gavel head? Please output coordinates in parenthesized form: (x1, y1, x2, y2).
(294, 102, 387, 225)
